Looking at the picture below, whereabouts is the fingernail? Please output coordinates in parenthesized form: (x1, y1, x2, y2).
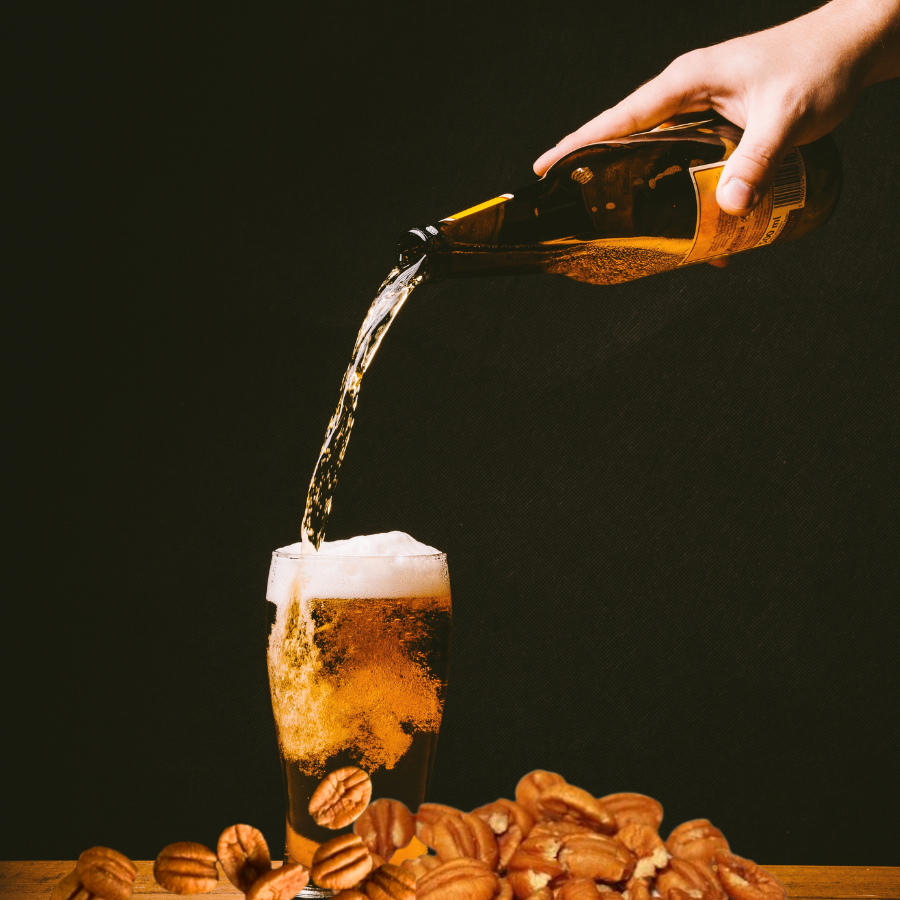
(722, 178, 755, 211)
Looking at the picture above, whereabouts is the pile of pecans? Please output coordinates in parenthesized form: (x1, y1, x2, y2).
(304, 766, 788, 900)
(51, 766, 788, 900)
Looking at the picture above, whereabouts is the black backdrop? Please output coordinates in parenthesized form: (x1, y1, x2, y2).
(7, 0, 899, 866)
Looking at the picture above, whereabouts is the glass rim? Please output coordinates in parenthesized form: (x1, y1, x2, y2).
(271, 549, 447, 561)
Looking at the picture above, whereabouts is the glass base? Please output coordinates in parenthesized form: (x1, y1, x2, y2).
(296, 887, 332, 899)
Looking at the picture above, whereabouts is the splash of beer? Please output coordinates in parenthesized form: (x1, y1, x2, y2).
(301, 258, 426, 549)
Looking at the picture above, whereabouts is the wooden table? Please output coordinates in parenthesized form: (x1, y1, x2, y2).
(1, 862, 897, 900)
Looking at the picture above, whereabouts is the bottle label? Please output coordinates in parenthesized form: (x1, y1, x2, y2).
(681, 148, 806, 265)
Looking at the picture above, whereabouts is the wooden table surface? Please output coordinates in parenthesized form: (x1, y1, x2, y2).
(0, 861, 897, 900)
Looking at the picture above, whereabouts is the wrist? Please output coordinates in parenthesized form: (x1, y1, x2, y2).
(819, 0, 900, 87)
(863, 1, 900, 85)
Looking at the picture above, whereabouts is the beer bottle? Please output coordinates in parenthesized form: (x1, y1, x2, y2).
(397, 115, 841, 284)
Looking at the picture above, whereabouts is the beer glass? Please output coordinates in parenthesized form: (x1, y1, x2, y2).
(266, 548, 451, 897)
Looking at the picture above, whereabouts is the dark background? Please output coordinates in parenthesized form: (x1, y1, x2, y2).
(7, 0, 899, 865)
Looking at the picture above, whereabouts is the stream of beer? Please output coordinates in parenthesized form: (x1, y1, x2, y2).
(301, 257, 426, 549)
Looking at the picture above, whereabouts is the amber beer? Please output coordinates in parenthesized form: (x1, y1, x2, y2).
(265, 542, 451, 885)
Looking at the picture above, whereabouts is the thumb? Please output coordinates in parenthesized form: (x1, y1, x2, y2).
(716, 112, 796, 216)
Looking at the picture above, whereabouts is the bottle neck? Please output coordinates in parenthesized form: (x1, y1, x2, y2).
(397, 224, 550, 281)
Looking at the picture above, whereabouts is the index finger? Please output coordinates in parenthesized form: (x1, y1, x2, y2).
(533, 56, 712, 175)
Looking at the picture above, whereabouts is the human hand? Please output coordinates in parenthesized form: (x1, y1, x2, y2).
(534, 0, 900, 218)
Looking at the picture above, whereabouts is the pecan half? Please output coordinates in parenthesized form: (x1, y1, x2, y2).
(400, 854, 441, 879)
(615, 823, 669, 880)
(331, 892, 368, 900)
(623, 878, 652, 900)
(416, 803, 464, 849)
(524, 889, 553, 900)
(666, 821, 729, 867)
(309, 767, 373, 829)
(246, 863, 310, 900)
(529, 821, 595, 841)
(558, 832, 634, 883)
(432, 812, 500, 870)
(417, 859, 501, 900)
(354, 799, 415, 861)
(362, 863, 416, 900)
(77, 848, 137, 900)
(712, 853, 786, 900)
(312, 834, 373, 891)
(472, 799, 535, 870)
(507, 833, 566, 899)
(515, 772, 567, 819)
(656, 858, 724, 900)
(216, 824, 271, 892)
(473, 799, 535, 839)
(555, 883, 624, 900)
(154, 843, 218, 895)
(51, 870, 92, 900)
(533, 785, 616, 835)
(596, 794, 663, 831)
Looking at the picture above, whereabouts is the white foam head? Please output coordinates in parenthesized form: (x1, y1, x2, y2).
(266, 531, 447, 605)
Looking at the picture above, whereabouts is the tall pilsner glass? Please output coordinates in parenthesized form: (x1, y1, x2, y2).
(266, 548, 451, 897)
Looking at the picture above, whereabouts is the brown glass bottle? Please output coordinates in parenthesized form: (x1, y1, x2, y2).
(398, 116, 841, 284)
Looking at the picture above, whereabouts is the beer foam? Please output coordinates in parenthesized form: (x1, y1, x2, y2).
(280, 530, 440, 557)
(267, 531, 447, 605)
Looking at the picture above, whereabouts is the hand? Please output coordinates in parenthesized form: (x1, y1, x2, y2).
(534, 0, 900, 218)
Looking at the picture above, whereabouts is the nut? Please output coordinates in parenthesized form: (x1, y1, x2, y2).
(311, 833, 374, 891)
(246, 863, 311, 900)
(623, 878, 653, 900)
(525, 889, 553, 900)
(217, 824, 271, 892)
(309, 767, 373, 829)
(354, 799, 415, 860)
(400, 854, 441, 879)
(472, 800, 535, 870)
(597, 794, 664, 831)
(616, 823, 669, 879)
(51, 870, 93, 900)
(332, 892, 369, 900)
(362, 863, 416, 900)
(529, 821, 594, 841)
(558, 832, 635, 883)
(416, 802, 464, 847)
(472, 799, 535, 837)
(515, 771, 567, 818)
(666, 821, 729, 866)
(555, 882, 623, 900)
(533, 785, 616, 835)
(153, 843, 218, 895)
(507, 832, 566, 899)
(432, 812, 500, 870)
(417, 859, 501, 900)
(656, 858, 724, 900)
(76, 848, 137, 900)
(712, 853, 786, 900)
